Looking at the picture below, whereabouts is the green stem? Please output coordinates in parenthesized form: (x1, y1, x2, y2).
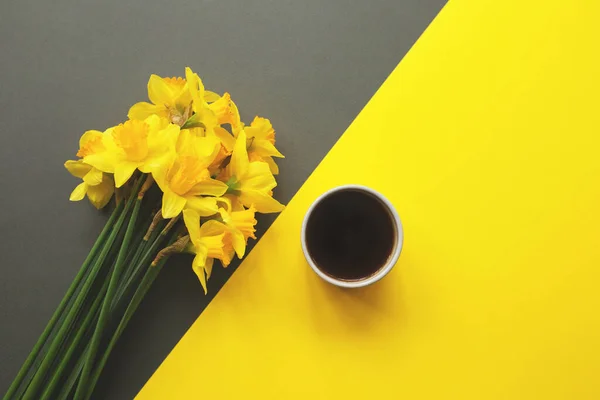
(21, 187, 138, 400)
(56, 221, 161, 400)
(118, 231, 146, 283)
(55, 349, 86, 400)
(74, 177, 146, 399)
(3, 202, 123, 400)
(84, 225, 181, 399)
(112, 219, 165, 310)
(111, 214, 163, 308)
(36, 232, 123, 400)
(39, 275, 110, 400)
(111, 242, 147, 307)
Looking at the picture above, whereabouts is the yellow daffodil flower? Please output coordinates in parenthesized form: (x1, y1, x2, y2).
(65, 160, 114, 209)
(223, 130, 285, 213)
(71, 129, 108, 190)
(245, 117, 284, 175)
(128, 74, 193, 125)
(83, 115, 179, 188)
(153, 135, 227, 219)
(217, 205, 257, 259)
(183, 209, 232, 293)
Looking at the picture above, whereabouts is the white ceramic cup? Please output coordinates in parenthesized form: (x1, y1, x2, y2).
(301, 185, 403, 288)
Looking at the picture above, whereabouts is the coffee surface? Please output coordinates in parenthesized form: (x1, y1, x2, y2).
(305, 189, 396, 281)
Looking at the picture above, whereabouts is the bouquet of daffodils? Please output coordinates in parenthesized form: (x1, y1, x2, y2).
(4, 67, 284, 400)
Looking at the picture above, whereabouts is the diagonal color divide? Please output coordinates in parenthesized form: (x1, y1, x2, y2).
(138, 0, 600, 398)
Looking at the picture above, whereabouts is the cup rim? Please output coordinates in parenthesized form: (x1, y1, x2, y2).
(301, 184, 403, 288)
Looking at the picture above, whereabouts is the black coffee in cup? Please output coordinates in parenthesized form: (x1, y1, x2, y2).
(304, 189, 397, 281)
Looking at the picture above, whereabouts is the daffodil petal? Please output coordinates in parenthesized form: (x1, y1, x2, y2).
(205, 257, 214, 279)
(253, 140, 284, 158)
(204, 91, 221, 103)
(192, 253, 208, 294)
(86, 175, 114, 209)
(213, 127, 236, 152)
(198, 135, 221, 160)
(162, 190, 186, 218)
(65, 160, 92, 179)
(147, 75, 174, 106)
(83, 152, 118, 174)
(83, 167, 103, 186)
(185, 196, 218, 217)
(178, 133, 220, 160)
(198, 220, 228, 236)
(183, 209, 201, 246)
(229, 100, 243, 135)
(70, 182, 87, 201)
(175, 128, 198, 155)
(264, 156, 279, 175)
(139, 151, 174, 174)
(144, 114, 168, 132)
(216, 196, 232, 212)
(113, 161, 138, 188)
(142, 122, 178, 173)
(230, 130, 249, 180)
(231, 230, 246, 259)
(202, 107, 220, 130)
(243, 161, 277, 192)
(240, 190, 285, 213)
(147, 119, 179, 152)
(187, 178, 228, 197)
(173, 83, 192, 108)
(128, 102, 165, 120)
(185, 67, 205, 108)
(151, 163, 169, 193)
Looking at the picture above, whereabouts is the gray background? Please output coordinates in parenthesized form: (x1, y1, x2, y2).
(0, 0, 445, 398)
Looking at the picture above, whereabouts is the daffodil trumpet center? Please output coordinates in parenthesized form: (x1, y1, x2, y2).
(112, 120, 149, 162)
(166, 156, 211, 196)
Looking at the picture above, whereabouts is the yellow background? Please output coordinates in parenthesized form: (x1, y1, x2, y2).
(138, 0, 600, 398)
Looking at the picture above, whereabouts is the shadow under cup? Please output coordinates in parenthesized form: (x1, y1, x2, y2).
(301, 185, 403, 288)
